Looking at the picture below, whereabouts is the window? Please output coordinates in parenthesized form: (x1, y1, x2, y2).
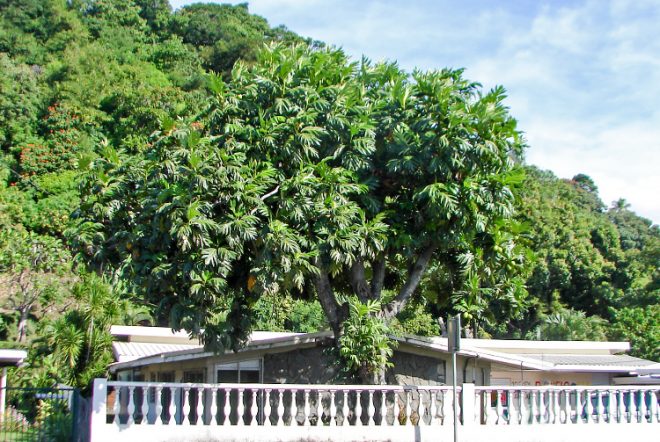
(215, 360, 261, 383)
(183, 370, 205, 383)
(157, 371, 175, 382)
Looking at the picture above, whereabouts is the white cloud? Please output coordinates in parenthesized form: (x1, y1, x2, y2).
(525, 118, 660, 218)
(172, 0, 660, 223)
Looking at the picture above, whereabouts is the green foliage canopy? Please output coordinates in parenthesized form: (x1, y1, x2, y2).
(73, 44, 527, 366)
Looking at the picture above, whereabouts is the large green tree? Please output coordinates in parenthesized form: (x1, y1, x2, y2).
(73, 44, 526, 379)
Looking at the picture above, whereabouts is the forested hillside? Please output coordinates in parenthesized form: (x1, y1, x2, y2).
(0, 0, 657, 389)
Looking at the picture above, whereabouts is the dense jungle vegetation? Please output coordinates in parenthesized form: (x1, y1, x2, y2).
(0, 0, 657, 388)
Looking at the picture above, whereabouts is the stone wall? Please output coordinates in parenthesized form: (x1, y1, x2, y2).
(387, 351, 446, 385)
(263, 345, 448, 386)
(263, 346, 340, 384)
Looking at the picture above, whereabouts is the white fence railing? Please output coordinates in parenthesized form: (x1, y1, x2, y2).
(98, 380, 458, 427)
(89, 379, 660, 442)
(474, 385, 659, 425)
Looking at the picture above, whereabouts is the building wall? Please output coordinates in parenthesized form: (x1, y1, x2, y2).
(115, 343, 492, 386)
(262, 346, 459, 386)
(489, 368, 610, 386)
(387, 351, 446, 385)
(263, 347, 338, 384)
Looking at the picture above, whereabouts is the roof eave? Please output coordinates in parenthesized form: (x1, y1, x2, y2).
(109, 331, 332, 373)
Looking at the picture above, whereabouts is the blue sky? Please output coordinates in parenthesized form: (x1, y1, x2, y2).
(172, 0, 660, 223)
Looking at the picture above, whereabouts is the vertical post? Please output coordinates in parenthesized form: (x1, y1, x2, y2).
(0, 367, 7, 424)
(461, 384, 475, 428)
(448, 314, 461, 442)
(71, 389, 80, 442)
(452, 353, 458, 432)
(90, 378, 108, 442)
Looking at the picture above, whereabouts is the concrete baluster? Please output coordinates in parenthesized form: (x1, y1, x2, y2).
(263, 389, 271, 426)
(154, 386, 162, 425)
(168, 387, 177, 425)
(210, 388, 218, 426)
(519, 390, 528, 425)
(606, 390, 613, 424)
(496, 389, 504, 425)
(548, 390, 556, 424)
(328, 390, 336, 426)
(382, 391, 390, 426)
(427, 391, 435, 426)
(528, 390, 535, 424)
(647, 390, 657, 424)
(596, 390, 605, 424)
(303, 389, 311, 426)
(355, 389, 363, 426)
(181, 387, 190, 425)
(631, 390, 640, 423)
(141, 386, 149, 425)
(403, 390, 410, 426)
(223, 388, 231, 425)
(196, 387, 204, 425)
(561, 390, 568, 424)
(638, 390, 647, 424)
(368, 390, 375, 425)
(277, 389, 285, 426)
(584, 389, 593, 424)
(113, 386, 121, 426)
(616, 390, 625, 424)
(126, 386, 136, 426)
(237, 388, 245, 426)
(251, 388, 259, 426)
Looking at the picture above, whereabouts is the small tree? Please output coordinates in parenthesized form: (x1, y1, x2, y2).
(22, 273, 152, 390)
(339, 299, 395, 383)
(0, 230, 72, 342)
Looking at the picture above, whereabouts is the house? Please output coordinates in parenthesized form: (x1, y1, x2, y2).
(109, 326, 659, 387)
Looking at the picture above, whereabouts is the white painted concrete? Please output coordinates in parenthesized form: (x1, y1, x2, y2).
(89, 422, 659, 442)
(0, 367, 6, 423)
(90, 380, 660, 442)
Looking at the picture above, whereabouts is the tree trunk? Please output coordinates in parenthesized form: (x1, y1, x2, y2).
(316, 245, 437, 385)
(16, 307, 29, 343)
(381, 243, 437, 319)
(313, 258, 348, 341)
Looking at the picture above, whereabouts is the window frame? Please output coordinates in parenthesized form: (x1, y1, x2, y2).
(214, 359, 263, 384)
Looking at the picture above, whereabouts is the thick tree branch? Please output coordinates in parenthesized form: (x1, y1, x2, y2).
(314, 257, 344, 338)
(349, 260, 371, 303)
(249, 185, 281, 215)
(260, 185, 280, 201)
(370, 256, 386, 300)
(382, 243, 437, 319)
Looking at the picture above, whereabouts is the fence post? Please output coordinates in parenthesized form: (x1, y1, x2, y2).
(71, 389, 80, 442)
(461, 383, 476, 428)
(90, 378, 108, 442)
(0, 367, 6, 423)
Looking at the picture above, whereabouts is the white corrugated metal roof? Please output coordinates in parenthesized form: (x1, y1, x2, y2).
(428, 336, 630, 355)
(113, 342, 202, 363)
(522, 354, 658, 367)
(110, 325, 301, 344)
(111, 330, 306, 364)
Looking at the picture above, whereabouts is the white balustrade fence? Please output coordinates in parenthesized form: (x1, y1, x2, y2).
(89, 379, 659, 442)
(474, 386, 659, 425)
(100, 380, 456, 427)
